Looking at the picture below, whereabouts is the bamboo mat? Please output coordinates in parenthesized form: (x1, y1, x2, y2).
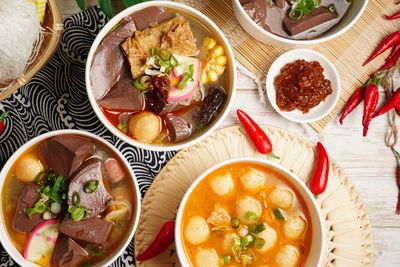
(134, 126, 372, 267)
(179, 0, 399, 132)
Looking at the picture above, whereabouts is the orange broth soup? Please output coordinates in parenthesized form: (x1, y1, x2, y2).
(181, 162, 311, 267)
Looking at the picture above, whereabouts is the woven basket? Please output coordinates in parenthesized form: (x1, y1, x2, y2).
(0, 0, 64, 101)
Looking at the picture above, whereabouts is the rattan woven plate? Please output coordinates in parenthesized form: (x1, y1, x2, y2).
(134, 126, 372, 267)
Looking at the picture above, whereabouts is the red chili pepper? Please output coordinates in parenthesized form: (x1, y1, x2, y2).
(395, 103, 400, 115)
(385, 11, 400, 20)
(0, 111, 10, 135)
(386, 43, 400, 61)
(391, 148, 400, 215)
(237, 109, 280, 159)
(362, 82, 381, 136)
(363, 31, 400, 66)
(379, 51, 400, 71)
(339, 86, 365, 125)
(373, 87, 400, 118)
(136, 221, 175, 261)
(308, 142, 329, 196)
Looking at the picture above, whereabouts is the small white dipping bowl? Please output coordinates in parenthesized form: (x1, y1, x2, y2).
(0, 130, 141, 267)
(266, 49, 340, 123)
(85, 1, 237, 152)
(232, 0, 369, 47)
(175, 157, 326, 267)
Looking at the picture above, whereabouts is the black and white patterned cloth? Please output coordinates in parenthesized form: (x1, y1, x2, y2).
(0, 6, 176, 267)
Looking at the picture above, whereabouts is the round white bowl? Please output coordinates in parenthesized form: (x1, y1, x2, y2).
(86, 1, 237, 152)
(266, 49, 340, 123)
(0, 130, 141, 267)
(175, 157, 326, 267)
(233, 0, 369, 46)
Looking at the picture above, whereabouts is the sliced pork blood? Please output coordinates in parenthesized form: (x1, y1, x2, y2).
(52, 235, 88, 267)
(90, 20, 136, 100)
(283, 6, 338, 36)
(13, 184, 45, 233)
(241, 0, 268, 30)
(39, 136, 95, 178)
(165, 108, 198, 143)
(122, 6, 176, 31)
(59, 217, 113, 245)
(68, 158, 112, 218)
(98, 79, 144, 111)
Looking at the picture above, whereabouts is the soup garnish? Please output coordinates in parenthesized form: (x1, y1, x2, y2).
(181, 162, 311, 267)
(90, 7, 229, 145)
(2, 135, 136, 267)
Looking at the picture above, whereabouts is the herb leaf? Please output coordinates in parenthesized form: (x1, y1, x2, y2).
(289, 0, 319, 20)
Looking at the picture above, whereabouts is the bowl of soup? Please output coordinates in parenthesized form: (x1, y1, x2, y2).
(233, 0, 368, 46)
(175, 158, 325, 267)
(86, 1, 237, 151)
(0, 130, 141, 267)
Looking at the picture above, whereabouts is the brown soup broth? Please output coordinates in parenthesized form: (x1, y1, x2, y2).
(181, 162, 312, 267)
(1, 135, 136, 266)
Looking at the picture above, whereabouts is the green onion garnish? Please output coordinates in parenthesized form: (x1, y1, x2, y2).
(84, 180, 99, 194)
(70, 206, 87, 221)
(177, 73, 191, 90)
(151, 47, 159, 56)
(189, 64, 195, 81)
(159, 48, 171, 61)
(246, 211, 259, 222)
(170, 55, 179, 67)
(140, 75, 151, 88)
(220, 255, 231, 265)
(254, 237, 266, 250)
(248, 224, 256, 233)
(231, 218, 240, 229)
(273, 208, 285, 220)
(133, 78, 147, 91)
(72, 192, 80, 206)
(117, 123, 128, 133)
(255, 223, 266, 233)
(240, 235, 255, 249)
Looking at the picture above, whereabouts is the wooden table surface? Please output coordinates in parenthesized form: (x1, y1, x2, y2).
(56, 1, 400, 266)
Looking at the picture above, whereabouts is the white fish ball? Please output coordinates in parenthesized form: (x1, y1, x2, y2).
(275, 245, 300, 267)
(283, 216, 306, 240)
(195, 248, 219, 267)
(15, 154, 43, 183)
(210, 173, 234, 196)
(240, 169, 266, 191)
(185, 216, 210, 245)
(223, 232, 239, 253)
(255, 223, 277, 252)
(268, 188, 293, 209)
(235, 196, 262, 224)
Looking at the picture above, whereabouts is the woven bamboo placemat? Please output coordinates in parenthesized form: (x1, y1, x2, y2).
(134, 126, 372, 267)
(178, 0, 398, 132)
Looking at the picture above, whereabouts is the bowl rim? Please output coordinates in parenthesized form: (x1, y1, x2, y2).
(85, 1, 237, 152)
(0, 129, 141, 267)
(175, 157, 326, 267)
(232, 0, 369, 45)
(266, 48, 341, 123)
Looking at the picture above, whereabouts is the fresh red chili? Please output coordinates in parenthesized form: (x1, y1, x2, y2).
(237, 109, 280, 159)
(339, 86, 365, 125)
(379, 51, 400, 71)
(386, 43, 400, 61)
(0, 111, 10, 135)
(373, 87, 400, 118)
(363, 31, 400, 66)
(391, 148, 400, 215)
(395, 103, 400, 115)
(136, 221, 175, 261)
(385, 11, 400, 20)
(362, 82, 381, 136)
(308, 142, 329, 196)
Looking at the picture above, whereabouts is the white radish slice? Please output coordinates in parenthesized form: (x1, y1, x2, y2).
(24, 220, 59, 264)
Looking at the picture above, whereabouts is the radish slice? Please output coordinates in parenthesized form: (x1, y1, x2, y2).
(24, 220, 59, 264)
(168, 55, 201, 102)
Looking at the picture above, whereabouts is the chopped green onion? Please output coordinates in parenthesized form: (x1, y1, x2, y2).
(93, 249, 105, 257)
(248, 224, 256, 233)
(42, 211, 52, 220)
(240, 235, 255, 249)
(170, 55, 179, 67)
(254, 237, 266, 250)
(273, 208, 285, 220)
(231, 218, 240, 229)
(117, 123, 128, 133)
(177, 73, 191, 90)
(220, 255, 231, 265)
(151, 47, 159, 56)
(70, 207, 87, 221)
(84, 180, 99, 194)
(24, 208, 36, 219)
(189, 64, 195, 81)
(246, 211, 259, 222)
(140, 75, 151, 88)
(255, 223, 266, 233)
(159, 49, 171, 61)
(72, 192, 80, 206)
(133, 78, 147, 90)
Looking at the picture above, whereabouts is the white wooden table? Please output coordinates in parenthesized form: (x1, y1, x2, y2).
(57, 1, 400, 266)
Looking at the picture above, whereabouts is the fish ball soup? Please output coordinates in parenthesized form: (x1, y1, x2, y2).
(90, 6, 231, 146)
(1, 134, 137, 267)
(181, 162, 312, 267)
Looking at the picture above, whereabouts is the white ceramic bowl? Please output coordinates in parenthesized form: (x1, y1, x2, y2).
(175, 157, 325, 267)
(86, 1, 237, 152)
(0, 130, 141, 267)
(266, 49, 340, 123)
(233, 0, 369, 46)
